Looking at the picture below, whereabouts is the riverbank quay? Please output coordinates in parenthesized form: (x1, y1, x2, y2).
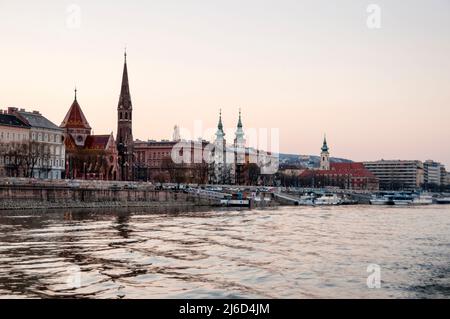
(0, 178, 214, 211)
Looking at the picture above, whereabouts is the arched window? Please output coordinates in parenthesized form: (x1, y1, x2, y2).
(120, 112, 122, 119)
(125, 113, 128, 120)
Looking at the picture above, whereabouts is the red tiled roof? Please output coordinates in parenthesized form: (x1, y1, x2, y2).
(331, 162, 365, 170)
(64, 134, 77, 150)
(300, 163, 377, 179)
(60, 99, 91, 129)
(64, 134, 113, 151)
(85, 135, 111, 150)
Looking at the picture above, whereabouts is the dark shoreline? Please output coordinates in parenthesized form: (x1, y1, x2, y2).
(0, 200, 213, 211)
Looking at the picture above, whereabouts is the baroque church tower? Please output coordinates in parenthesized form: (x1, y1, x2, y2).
(117, 51, 134, 181)
(320, 135, 330, 170)
(212, 110, 227, 184)
(233, 109, 246, 185)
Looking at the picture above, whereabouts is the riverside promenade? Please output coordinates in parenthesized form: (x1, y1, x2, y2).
(0, 178, 213, 210)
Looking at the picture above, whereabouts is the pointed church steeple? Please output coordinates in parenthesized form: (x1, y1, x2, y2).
(60, 88, 92, 147)
(235, 108, 244, 142)
(237, 108, 243, 129)
(118, 50, 132, 110)
(61, 89, 91, 130)
(116, 50, 134, 181)
(321, 135, 329, 152)
(218, 109, 224, 132)
(215, 109, 225, 139)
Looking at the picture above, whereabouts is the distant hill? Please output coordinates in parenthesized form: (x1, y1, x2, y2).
(278, 153, 352, 168)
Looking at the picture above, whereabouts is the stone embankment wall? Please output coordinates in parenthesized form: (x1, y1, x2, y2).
(0, 178, 213, 210)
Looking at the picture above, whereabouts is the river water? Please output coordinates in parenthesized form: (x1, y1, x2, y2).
(0, 205, 448, 299)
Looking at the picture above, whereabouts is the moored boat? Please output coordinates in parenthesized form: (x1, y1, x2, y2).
(314, 194, 341, 205)
(392, 194, 414, 205)
(436, 197, 450, 204)
(409, 194, 433, 205)
(370, 193, 394, 205)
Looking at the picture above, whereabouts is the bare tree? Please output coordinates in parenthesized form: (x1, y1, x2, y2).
(161, 156, 186, 184)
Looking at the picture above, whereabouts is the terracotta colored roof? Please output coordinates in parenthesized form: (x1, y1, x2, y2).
(85, 135, 111, 150)
(60, 99, 91, 129)
(331, 162, 365, 170)
(64, 134, 77, 150)
(300, 163, 377, 179)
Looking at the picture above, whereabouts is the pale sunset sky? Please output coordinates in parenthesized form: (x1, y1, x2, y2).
(1, 0, 449, 166)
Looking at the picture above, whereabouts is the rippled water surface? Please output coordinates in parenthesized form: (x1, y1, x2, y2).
(0, 205, 449, 298)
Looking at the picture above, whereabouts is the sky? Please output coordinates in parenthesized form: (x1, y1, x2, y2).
(1, 0, 449, 167)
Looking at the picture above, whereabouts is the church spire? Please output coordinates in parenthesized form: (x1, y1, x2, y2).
(218, 109, 223, 131)
(74, 87, 77, 101)
(320, 134, 330, 170)
(237, 108, 243, 129)
(321, 135, 329, 152)
(215, 109, 225, 139)
(118, 50, 132, 110)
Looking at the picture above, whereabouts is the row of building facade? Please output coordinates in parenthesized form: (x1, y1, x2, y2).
(277, 137, 449, 191)
(0, 53, 273, 185)
(1, 52, 448, 189)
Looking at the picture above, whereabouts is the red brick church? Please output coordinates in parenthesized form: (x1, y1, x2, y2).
(61, 89, 119, 180)
(61, 52, 136, 181)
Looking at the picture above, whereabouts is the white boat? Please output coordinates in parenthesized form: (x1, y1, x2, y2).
(410, 194, 433, 205)
(314, 194, 341, 205)
(392, 194, 414, 205)
(370, 196, 390, 205)
(436, 197, 450, 204)
(297, 194, 315, 206)
(219, 199, 250, 207)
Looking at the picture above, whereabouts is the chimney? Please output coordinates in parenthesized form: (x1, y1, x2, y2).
(7, 107, 18, 115)
(20, 108, 25, 112)
(32, 110, 40, 115)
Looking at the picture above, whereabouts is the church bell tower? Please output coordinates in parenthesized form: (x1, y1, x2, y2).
(320, 135, 330, 170)
(117, 51, 134, 181)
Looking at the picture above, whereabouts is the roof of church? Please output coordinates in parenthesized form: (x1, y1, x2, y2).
(64, 134, 113, 151)
(85, 135, 113, 150)
(237, 109, 243, 129)
(60, 96, 91, 130)
(321, 136, 329, 152)
(118, 52, 132, 110)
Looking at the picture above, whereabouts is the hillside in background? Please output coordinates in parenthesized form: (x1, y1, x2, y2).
(279, 153, 352, 168)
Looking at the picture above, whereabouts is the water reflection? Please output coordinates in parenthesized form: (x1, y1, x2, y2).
(0, 205, 449, 298)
